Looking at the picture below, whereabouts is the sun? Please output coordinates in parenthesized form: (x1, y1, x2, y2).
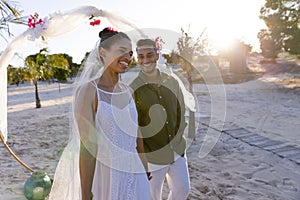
(207, 29, 237, 51)
(196, 0, 266, 53)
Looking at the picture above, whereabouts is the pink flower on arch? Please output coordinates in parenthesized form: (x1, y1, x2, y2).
(90, 19, 101, 26)
(27, 12, 44, 28)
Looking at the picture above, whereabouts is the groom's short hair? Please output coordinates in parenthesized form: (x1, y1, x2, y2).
(136, 39, 156, 51)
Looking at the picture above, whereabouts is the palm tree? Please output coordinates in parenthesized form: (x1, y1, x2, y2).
(25, 49, 72, 107)
(24, 48, 48, 108)
(0, 0, 25, 40)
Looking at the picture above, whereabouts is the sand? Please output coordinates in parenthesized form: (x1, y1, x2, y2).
(1, 56, 300, 199)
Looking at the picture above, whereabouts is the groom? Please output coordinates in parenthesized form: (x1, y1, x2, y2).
(130, 38, 190, 200)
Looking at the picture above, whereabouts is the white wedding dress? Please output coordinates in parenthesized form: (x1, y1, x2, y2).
(91, 82, 150, 200)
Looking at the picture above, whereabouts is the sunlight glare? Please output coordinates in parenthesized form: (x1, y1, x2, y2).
(197, 0, 266, 52)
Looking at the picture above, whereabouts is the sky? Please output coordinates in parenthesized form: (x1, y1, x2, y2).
(1, 0, 267, 65)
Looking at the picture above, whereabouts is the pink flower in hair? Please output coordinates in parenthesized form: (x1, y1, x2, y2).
(107, 27, 117, 32)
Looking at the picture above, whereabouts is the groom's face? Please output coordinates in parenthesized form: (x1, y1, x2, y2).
(136, 45, 159, 74)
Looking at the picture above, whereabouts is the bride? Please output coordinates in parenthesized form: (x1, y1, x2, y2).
(49, 27, 151, 200)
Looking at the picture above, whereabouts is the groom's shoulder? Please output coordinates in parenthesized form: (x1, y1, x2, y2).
(129, 75, 143, 91)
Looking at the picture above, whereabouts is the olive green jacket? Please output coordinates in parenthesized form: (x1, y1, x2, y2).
(130, 69, 187, 165)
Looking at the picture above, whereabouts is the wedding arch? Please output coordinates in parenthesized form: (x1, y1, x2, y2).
(0, 5, 144, 172)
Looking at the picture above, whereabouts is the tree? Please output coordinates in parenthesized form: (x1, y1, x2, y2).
(257, 29, 281, 59)
(7, 64, 24, 85)
(24, 48, 48, 108)
(174, 27, 206, 139)
(47, 54, 70, 82)
(176, 28, 205, 80)
(0, 0, 25, 39)
(25, 50, 72, 106)
(259, 0, 300, 57)
(61, 53, 80, 79)
(47, 54, 70, 92)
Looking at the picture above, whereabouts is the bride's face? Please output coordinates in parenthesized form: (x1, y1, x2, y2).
(101, 38, 133, 74)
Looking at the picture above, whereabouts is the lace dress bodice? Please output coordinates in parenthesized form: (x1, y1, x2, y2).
(91, 83, 149, 200)
(95, 86, 138, 154)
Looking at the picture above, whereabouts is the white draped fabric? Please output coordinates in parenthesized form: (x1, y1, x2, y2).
(0, 63, 7, 141)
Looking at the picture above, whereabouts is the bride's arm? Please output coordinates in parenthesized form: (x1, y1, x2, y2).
(79, 142, 96, 200)
(136, 128, 152, 180)
(76, 84, 98, 200)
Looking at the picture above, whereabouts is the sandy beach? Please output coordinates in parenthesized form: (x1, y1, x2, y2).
(1, 55, 300, 199)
